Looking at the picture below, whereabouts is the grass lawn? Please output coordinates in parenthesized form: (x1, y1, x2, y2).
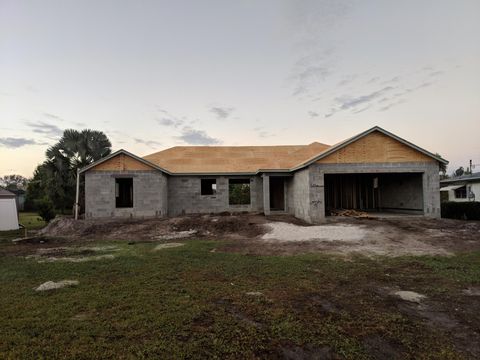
(1, 236, 479, 359)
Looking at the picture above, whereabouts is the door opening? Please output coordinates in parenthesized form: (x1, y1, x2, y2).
(269, 177, 285, 211)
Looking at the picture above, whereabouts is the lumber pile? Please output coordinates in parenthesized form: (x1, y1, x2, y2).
(330, 209, 373, 218)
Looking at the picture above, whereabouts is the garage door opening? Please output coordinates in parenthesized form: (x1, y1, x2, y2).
(324, 173, 424, 216)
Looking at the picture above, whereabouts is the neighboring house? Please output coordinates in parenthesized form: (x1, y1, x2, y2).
(80, 126, 447, 224)
(0, 188, 19, 231)
(440, 172, 480, 202)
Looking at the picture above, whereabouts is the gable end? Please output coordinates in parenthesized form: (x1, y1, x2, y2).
(317, 130, 435, 164)
(90, 153, 156, 171)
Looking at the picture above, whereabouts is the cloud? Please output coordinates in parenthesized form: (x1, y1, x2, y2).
(210, 106, 234, 120)
(308, 111, 319, 117)
(379, 98, 407, 112)
(176, 127, 221, 145)
(253, 127, 274, 138)
(337, 74, 357, 86)
(291, 64, 332, 96)
(134, 138, 162, 148)
(415, 82, 433, 89)
(0, 137, 47, 148)
(156, 108, 185, 128)
(157, 118, 177, 126)
(43, 113, 64, 121)
(336, 86, 395, 111)
(25, 121, 63, 138)
(381, 76, 400, 85)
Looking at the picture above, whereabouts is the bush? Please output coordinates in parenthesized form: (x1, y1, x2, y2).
(35, 198, 57, 223)
(441, 201, 480, 220)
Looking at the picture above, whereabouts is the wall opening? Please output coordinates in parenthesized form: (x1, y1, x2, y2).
(324, 173, 423, 215)
(201, 178, 217, 195)
(115, 178, 133, 208)
(229, 178, 251, 205)
(269, 177, 285, 211)
(454, 186, 467, 199)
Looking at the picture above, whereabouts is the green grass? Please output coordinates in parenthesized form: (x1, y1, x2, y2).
(0, 212, 46, 242)
(1, 237, 478, 359)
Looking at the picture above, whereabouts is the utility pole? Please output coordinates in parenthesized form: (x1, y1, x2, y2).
(470, 159, 473, 174)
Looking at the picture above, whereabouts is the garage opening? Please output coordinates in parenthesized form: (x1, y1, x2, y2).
(269, 177, 285, 211)
(324, 173, 424, 215)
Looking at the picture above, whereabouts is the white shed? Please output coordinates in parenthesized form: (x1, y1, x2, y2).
(0, 188, 19, 231)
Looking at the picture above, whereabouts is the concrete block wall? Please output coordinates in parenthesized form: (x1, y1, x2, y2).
(286, 168, 312, 222)
(85, 170, 167, 218)
(422, 162, 441, 217)
(167, 175, 263, 216)
(378, 173, 423, 212)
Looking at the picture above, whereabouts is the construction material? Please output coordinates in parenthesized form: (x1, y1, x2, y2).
(330, 209, 373, 218)
(35, 280, 79, 291)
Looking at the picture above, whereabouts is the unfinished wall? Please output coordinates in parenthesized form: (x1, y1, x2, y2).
(286, 168, 312, 222)
(91, 153, 156, 171)
(85, 170, 167, 218)
(317, 131, 435, 164)
(378, 173, 423, 212)
(167, 175, 263, 216)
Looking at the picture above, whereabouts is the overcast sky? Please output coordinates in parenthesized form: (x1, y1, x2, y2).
(1, 0, 479, 177)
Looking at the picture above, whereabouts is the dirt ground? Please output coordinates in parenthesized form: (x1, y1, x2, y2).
(11, 212, 479, 258)
(3, 213, 480, 358)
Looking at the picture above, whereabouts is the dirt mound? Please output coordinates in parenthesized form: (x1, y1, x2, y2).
(172, 215, 265, 238)
(38, 214, 268, 241)
(38, 217, 78, 236)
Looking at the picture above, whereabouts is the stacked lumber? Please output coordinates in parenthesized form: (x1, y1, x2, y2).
(330, 209, 373, 218)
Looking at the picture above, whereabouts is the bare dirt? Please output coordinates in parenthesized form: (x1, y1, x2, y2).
(38, 212, 268, 241)
(12, 213, 480, 258)
(221, 215, 480, 257)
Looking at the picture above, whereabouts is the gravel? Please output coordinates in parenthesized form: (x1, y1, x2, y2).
(262, 222, 367, 242)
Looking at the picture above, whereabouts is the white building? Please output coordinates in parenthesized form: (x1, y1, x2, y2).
(440, 172, 480, 202)
(0, 188, 19, 231)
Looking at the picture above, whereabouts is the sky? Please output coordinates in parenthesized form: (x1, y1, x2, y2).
(1, 0, 479, 177)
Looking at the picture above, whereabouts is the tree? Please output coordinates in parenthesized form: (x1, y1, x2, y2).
(46, 129, 112, 170)
(25, 165, 49, 211)
(0, 174, 28, 190)
(454, 167, 465, 177)
(27, 129, 112, 213)
(435, 153, 447, 176)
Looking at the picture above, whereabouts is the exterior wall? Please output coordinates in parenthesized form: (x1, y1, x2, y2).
(378, 173, 423, 211)
(301, 162, 440, 223)
(286, 167, 314, 223)
(167, 175, 263, 216)
(443, 182, 480, 202)
(85, 170, 168, 218)
(84, 160, 441, 222)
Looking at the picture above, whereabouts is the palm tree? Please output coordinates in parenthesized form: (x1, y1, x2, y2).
(45, 129, 112, 212)
(47, 129, 112, 171)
